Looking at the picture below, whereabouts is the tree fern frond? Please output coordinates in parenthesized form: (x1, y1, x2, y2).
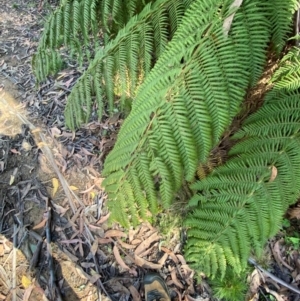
(32, 49, 63, 82)
(269, 0, 299, 55)
(185, 50, 300, 278)
(33, 0, 155, 81)
(269, 47, 300, 93)
(64, 0, 193, 128)
(102, 0, 279, 226)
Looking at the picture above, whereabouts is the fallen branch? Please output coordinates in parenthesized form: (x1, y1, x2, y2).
(249, 257, 300, 295)
(45, 206, 62, 301)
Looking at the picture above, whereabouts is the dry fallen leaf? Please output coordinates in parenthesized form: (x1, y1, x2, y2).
(52, 203, 69, 216)
(249, 269, 261, 297)
(10, 149, 21, 155)
(108, 279, 130, 294)
(131, 239, 142, 245)
(158, 253, 169, 265)
(129, 285, 141, 301)
(97, 213, 111, 224)
(176, 254, 187, 265)
(170, 267, 184, 289)
(87, 272, 101, 284)
(52, 178, 59, 197)
(113, 245, 130, 270)
(69, 185, 79, 191)
(91, 239, 98, 256)
(9, 175, 15, 185)
(263, 285, 285, 301)
(134, 255, 162, 269)
(117, 238, 136, 249)
(272, 240, 293, 271)
(21, 275, 32, 288)
(98, 238, 112, 244)
(173, 288, 182, 301)
(22, 140, 32, 151)
(135, 232, 160, 256)
(288, 205, 300, 219)
(37, 142, 47, 149)
(32, 217, 48, 230)
(31, 128, 42, 134)
(161, 247, 179, 263)
(104, 229, 127, 238)
(50, 127, 61, 138)
(79, 185, 95, 194)
(64, 77, 74, 88)
(81, 262, 95, 268)
(22, 284, 35, 301)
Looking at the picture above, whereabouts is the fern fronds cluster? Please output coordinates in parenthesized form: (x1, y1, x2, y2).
(33, 0, 154, 82)
(185, 48, 300, 279)
(102, 0, 291, 227)
(64, 0, 193, 128)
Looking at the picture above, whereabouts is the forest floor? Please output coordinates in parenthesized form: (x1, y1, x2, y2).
(1, 1, 300, 301)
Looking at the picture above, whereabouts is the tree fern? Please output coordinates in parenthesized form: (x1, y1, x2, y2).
(102, 0, 297, 227)
(64, 0, 192, 128)
(185, 49, 300, 279)
(32, 0, 154, 82)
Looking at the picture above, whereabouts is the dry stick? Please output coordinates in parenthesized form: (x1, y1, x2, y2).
(45, 206, 63, 301)
(29, 230, 45, 271)
(248, 258, 300, 295)
(29, 239, 44, 270)
(12, 224, 17, 301)
(1, 96, 84, 214)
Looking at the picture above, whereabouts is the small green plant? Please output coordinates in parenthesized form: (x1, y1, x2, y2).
(155, 211, 183, 245)
(210, 267, 248, 301)
(282, 218, 291, 228)
(285, 235, 300, 249)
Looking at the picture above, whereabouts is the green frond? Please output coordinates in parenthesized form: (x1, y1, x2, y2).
(32, 49, 63, 82)
(268, 0, 299, 55)
(269, 47, 300, 93)
(102, 0, 284, 226)
(33, 0, 155, 81)
(210, 267, 248, 301)
(64, 0, 193, 129)
(185, 50, 300, 278)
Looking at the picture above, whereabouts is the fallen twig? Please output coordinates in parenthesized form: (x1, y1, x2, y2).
(45, 206, 63, 301)
(29, 232, 44, 270)
(249, 257, 300, 295)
